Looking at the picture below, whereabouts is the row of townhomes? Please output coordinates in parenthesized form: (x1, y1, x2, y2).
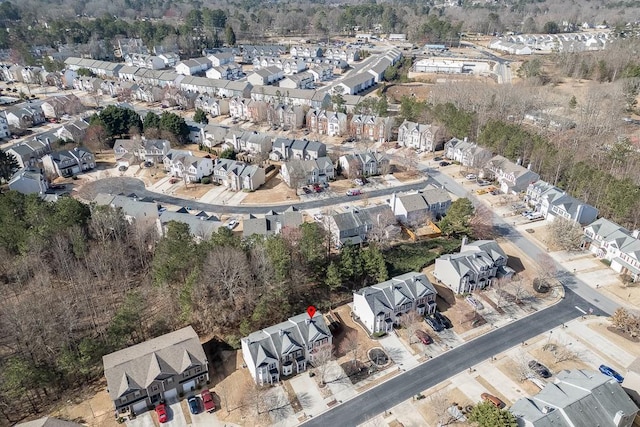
(584, 218, 640, 283)
(434, 238, 514, 294)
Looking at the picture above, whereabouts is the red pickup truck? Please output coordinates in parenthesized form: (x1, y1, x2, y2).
(201, 389, 216, 413)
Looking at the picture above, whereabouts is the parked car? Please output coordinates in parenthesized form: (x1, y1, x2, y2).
(521, 210, 534, 217)
(477, 180, 491, 186)
(354, 178, 364, 186)
(187, 396, 199, 415)
(465, 296, 484, 310)
(434, 312, 453, 329)
(466, 174, 477, 180)
(528, 360, 552, 378)
(481, 393, 505, 409)
(118, 165, 128, 172)
(346, 189, 362, 196)
(302, 187, 312, 194)
(526, 213, 545, 221)
(439, 161, 450, 167)
(434, 156, 443, 161)
(599, 364, 624, 383)
(227, 219, 238, 230)
(313, 184, 323, 193)
(424, 315, 444, 332)
(201, 390, 216, 413)
(415, 330, 432, 345)
(155, 403, 168, 423)
(169, 177, 180, 184)
(143, 161, 153, 168)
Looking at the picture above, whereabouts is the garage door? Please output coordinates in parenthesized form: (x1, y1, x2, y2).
(132, 399, 148, 414)
(182, 380, 196, 394)
(163, 388, 178, 403)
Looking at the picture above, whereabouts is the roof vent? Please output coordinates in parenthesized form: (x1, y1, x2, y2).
(542, 406, 554, 414)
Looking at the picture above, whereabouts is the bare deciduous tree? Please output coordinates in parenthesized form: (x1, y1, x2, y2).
(338, 330, 361, 369)
(311, 344, 334, 385)
(428, 390, 456, 426)
(547, 217, 584, 251)
(401, 310, 422, 345)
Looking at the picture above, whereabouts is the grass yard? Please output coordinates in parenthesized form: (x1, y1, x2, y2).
(384, 238, 462, 277)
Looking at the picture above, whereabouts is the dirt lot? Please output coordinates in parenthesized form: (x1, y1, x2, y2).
(332, 304, 380, 365)
(174, 182, 215, 199)
(384, 82, 432, 103)
(241, 177, 299, 204)
(416, 385, 472, 427)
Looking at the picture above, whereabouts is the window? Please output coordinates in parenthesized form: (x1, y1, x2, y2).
(167, 378, 173, 384)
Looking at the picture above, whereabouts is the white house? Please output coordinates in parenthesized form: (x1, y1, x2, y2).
(583, 218, 640, 282)
(164, 151, 214, 182)
(175, 57, 212, 75)
(388, 187, 452, 224)
(397, 120, 444, 152)
(485, 155, 540, 194)
(352, 272, 438, 335)
(241, 312, 333, 385)
(526, 180, 598, 226)
(212, 158, 265, 191)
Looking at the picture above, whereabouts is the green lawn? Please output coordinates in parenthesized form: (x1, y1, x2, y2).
(384, 237, 461, 277)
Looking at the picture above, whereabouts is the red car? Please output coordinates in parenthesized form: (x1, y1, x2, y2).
(201, 389, 216, 413)
(155, 403, 168, 423)
(415, 330, 433, 345)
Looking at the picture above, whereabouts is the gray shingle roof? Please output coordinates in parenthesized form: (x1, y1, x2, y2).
(355, 272, 437, 316)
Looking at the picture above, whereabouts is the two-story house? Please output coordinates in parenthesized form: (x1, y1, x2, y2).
(40, 94, 84, 119)
(266, 104, 305, 130)
(338, 151, 390, 178)
(349, 115, 394, 143)
(229, 97, 251, 121)
(5, 139, 51, 169)
(388, 187, 452, 224)
(8, 168, 49, 195)
(41, 147, 95, 178)
(175, 57, 212, 76)
(280, 157, 334, 188)
(270, 138, 326, 161)
(306, 109, 347, 136)
(55, 119, 90, 142)
(243, 208, 303, 238)
(353, 272, 438, 335)
(241, 311, 332, 385)
(279, 71, 315, 90)
(526, 180, 598, 225)
(433, 238, 514, 294)
(194, 95, 229, 117)
(114, 138, 171, 166)
(164, 151, 214, 182)
(325, 204, 398, 247)
(212, 158, 265, 191)
(228, 131, 273, 154)
(308, 64, 334, 82)
(443, 137, 493, 169)
(583, 218, 640, 282)
(247, 67, 284, 86)
(485, 155, 540, 194)
(200, 124, 231, 150)
(103, 326, 209, 416)
(3, 105, 46, 129)
(290, 45, 323, 58)
(397, 120, 445, 152)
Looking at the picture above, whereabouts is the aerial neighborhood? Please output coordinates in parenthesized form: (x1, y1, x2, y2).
(2, 1, 640, 427)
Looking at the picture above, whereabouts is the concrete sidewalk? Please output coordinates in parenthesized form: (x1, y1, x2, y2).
(289, 374, 326, 419)
(379, 333, 419, 370)
(324, 361, 357, 403)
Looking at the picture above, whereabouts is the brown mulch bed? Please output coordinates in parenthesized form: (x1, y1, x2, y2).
(607, 326, 640, 343)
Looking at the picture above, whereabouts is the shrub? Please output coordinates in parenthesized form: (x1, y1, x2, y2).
(201, 177, 211, 184)
(372, 331, 387, 338)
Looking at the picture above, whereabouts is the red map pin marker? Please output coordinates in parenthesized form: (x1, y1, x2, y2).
(306, 305, 317, 318)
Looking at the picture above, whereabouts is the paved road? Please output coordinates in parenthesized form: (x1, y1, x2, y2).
(426, 168, 619, 316)
(80, 176, 430, 215)
(304, 288, 603, 427)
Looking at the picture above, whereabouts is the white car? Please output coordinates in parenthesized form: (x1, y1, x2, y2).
(465, 296, 484, 310)
(465, 174, 477, 180)
(227, 219, 238, 230)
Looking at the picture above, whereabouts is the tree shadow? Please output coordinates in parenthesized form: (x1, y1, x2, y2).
(507, 256, 525, 274)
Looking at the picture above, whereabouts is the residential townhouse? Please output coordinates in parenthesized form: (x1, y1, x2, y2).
(266, 104, 305, 130)
(206, 52, 234, 67)
(246, 100, 268, 123)
(306, 109, 347, 137)
(5, 139, 51, 168)
(94, 193, 160, 231)
(205, 63, 243, 80)
(444, 137, 493, 168)
(0, 114, 10, 139)
(103, 326, 209, 416)
(164, 151, 214, 182)
(397, 120, 445, 152)
(485, 155, 540, 194)
(510, 370, 638, 427)
(125, 53, 165, 70)
(583, 218, 640, 282)
(240, 45, 287, 62)
(250, 86, 330, 110)
(114, 138, 171, 166)
(40, 94, 84, 119)
(229, 97, 251, 121)
(270, 138, 326, 161)
(334, 72, 376, 95)
(281, 157, 334, 188)
(200, 124, 231, 149)
(175, 57, 212, 76)
(279, 71, 315, 90)
(8, 168, 48, 195)
(433, 238, 514, 294)
(290, 45, 323, 58)
(349, 115, 394, 143)
(353, 272, 438, 335)
(158, 53, 180, 68)
(178, 76, 252, 98)
(241, 312, 332, 385)
(247, 66, 284, 86)
(308, 64, 334, 82)
(194, 95, 229, 117)
(3, 104, 46, 129)
(159, 210, 222, 241)
(388, 187, 452, 224)
(526, 180, 599, 226)
(227, 130, 272, 154)
(326, 204, 398, 247)
(42, 147, 95, 178)
(324, 48, 360, 63)
(133, 85, 163, 103)
(55, 119, 90, 142)
(367, 57, 392, 83)
(63, 57, 123, 78)
(242, 208, 303, 238)
(73, 76, 103, 93)
(338, 150, 390, 178)
(212, 158, 265, 191)
(21, 66, 44, 84)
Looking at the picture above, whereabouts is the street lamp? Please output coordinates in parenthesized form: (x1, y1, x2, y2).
(545, 330, 553, 350)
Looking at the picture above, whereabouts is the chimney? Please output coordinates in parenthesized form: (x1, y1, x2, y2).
(516, 157, 522, 166)
(542, 406, 554, 414)
(527, 163, 532, 170)
(305, 318, 311, 325)
(614, 411, 627, 426)
(278, 329, 285, 336)
(633, 230, 640, 239)
(463, 136, 468, 142)
(461, 236, 468, 247)
(390, 193, 397, 211)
